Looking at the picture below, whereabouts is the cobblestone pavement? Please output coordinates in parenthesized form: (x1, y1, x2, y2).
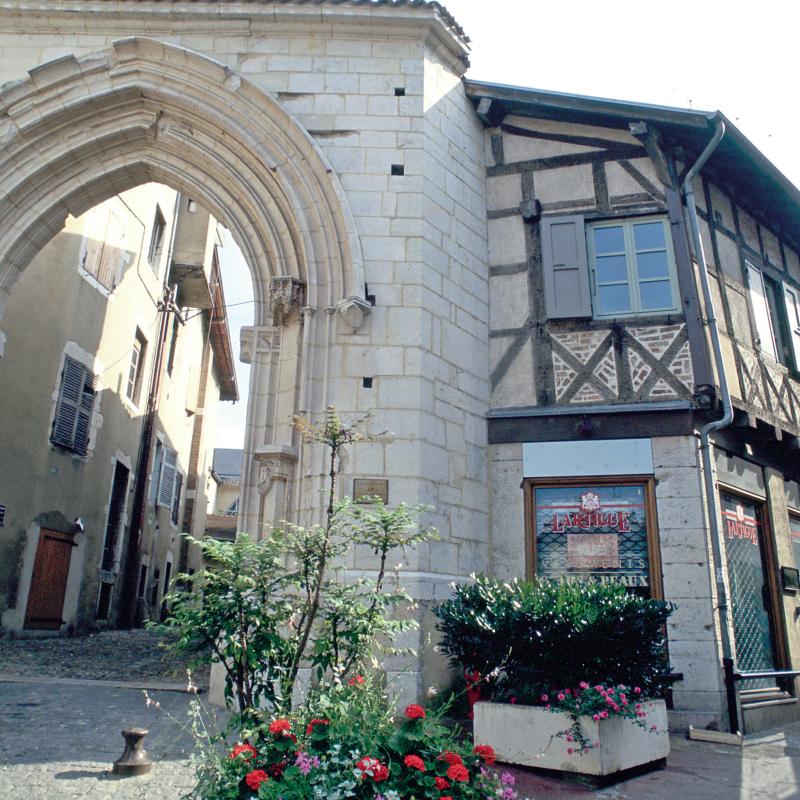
(0, 629, 211, 688)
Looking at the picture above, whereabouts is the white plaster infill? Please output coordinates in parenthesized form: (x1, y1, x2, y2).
(523, 439, 654, 478)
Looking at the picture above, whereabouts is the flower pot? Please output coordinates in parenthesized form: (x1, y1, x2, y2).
(473, 700, 668, 784)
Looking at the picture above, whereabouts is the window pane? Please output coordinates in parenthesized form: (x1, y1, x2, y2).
(595, 254, 629, 284)
(633, 221, 666, 250)
(593, 226, 625, 255)
(636, 251, 670, 280)
(597, 283, 631, 314)
(639, 280, 673, 310)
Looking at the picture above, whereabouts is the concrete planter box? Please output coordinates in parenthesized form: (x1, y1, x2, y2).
(473, 700, 669, 783)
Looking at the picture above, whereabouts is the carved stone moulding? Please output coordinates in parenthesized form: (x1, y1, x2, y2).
(254, 444, 299, 496)
(337, 295, 372, 333)
(270, 276, 306, 325)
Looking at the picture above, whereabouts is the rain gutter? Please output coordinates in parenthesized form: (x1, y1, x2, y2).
(682, 116, 739, 732)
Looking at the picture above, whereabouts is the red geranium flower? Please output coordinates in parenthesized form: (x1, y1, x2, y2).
(440, 796, 453, 800)
(438, 752, 463, 767)
(447, 764, 470, 783)
(269, 719, 291, 735)
(405, 704, 426, 720)
(229, 743, 256, 761)
(350, 675, 365, 686)
(356, 756, 388, 781)
(245, 770, 268, 790)
(306, 718, 329, 736)
(404, 754, 426, 771)
(435, 777, 451, 790)
(473, 745, 496, 766)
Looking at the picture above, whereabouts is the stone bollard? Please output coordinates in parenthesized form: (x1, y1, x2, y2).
(111, 728, 153, 777)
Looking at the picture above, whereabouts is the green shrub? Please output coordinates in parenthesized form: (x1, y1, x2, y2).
(433, 575, 674, 703)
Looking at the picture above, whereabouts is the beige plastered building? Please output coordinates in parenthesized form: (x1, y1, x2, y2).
(3, 0, 800, 733)
(0, 182, 237, 633)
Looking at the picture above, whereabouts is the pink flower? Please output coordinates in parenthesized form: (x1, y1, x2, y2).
(557, 693, 565, 701)
(541, 694, 548, 702)
(593, 742, 600, 748)
(510, 697, 517, 704)
(594, 685, 603, 691)
(565, 735, 572, 742)
(545, 704, 551, 710)
(580, 681, 589, 689)
(651, 725, 658, 731)
(592, 714, 600, 721)
(634, 687, 642, 694)
(635, 703, 641, 709)
(565, 689, 571, 696)
(567, 748, 573, 754)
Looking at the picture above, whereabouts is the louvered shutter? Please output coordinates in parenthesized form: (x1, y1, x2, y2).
(541, 215, 592, 318)
(82, 207, 107, 282)
(158, 446, 178, 508)
(52, 357, 96, 454)
(783, 284, 800, 371)
(97, 210, 125, 290)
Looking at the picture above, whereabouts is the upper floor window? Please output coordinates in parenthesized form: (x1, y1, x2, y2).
(541, 214, 680, 320)
(127, 328, 148, 407)
(80, 204, 127, 291)
(746, 262, 800, 371)
(586, 217, 679, 318)
(51, 356, 97, 455)
(147, 206, 167, 272)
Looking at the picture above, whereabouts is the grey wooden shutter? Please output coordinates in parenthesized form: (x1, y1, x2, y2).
(52, 357, 96, 454)
(158, 446, 178, 508)
(541, 215, 592, 318)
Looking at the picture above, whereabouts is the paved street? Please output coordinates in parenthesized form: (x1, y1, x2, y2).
(2, 631, 800, 799)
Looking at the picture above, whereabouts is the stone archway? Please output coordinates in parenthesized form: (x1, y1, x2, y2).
(0, 37, 370, 534)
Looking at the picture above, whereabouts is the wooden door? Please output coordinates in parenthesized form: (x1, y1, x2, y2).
(24, 528, 76, 630)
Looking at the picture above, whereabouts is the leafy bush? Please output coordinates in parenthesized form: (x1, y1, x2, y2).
(433, 575, 674, 704)
(155, 409, 435, 717)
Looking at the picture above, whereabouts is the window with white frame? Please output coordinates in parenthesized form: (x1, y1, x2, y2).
(746, 262, 799, 370)
(586, 217, 680, 318)
(51, 356, 97, 455)
(126, 328, 148, 407)
(147, 205, 167, 272)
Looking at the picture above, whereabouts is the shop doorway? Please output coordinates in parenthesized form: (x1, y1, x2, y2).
(720, 492, 780, 692)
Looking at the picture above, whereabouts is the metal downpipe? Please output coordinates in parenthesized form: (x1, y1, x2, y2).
(682, 117, 739, 730)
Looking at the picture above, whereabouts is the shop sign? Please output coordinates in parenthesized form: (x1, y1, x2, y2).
(723, 504, 758, 545)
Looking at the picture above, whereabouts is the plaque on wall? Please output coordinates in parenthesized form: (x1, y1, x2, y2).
(353, 479, 389, 505)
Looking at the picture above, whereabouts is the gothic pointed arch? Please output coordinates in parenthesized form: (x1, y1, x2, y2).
(0, 37, 366, 327)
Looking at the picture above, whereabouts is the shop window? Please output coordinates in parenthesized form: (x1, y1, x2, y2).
(51, 356, 97, 455)
(541, 215, 679, 320)
(525, 477, 662, 598)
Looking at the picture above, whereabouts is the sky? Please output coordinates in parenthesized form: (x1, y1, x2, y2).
(214, 0, 800, 448)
